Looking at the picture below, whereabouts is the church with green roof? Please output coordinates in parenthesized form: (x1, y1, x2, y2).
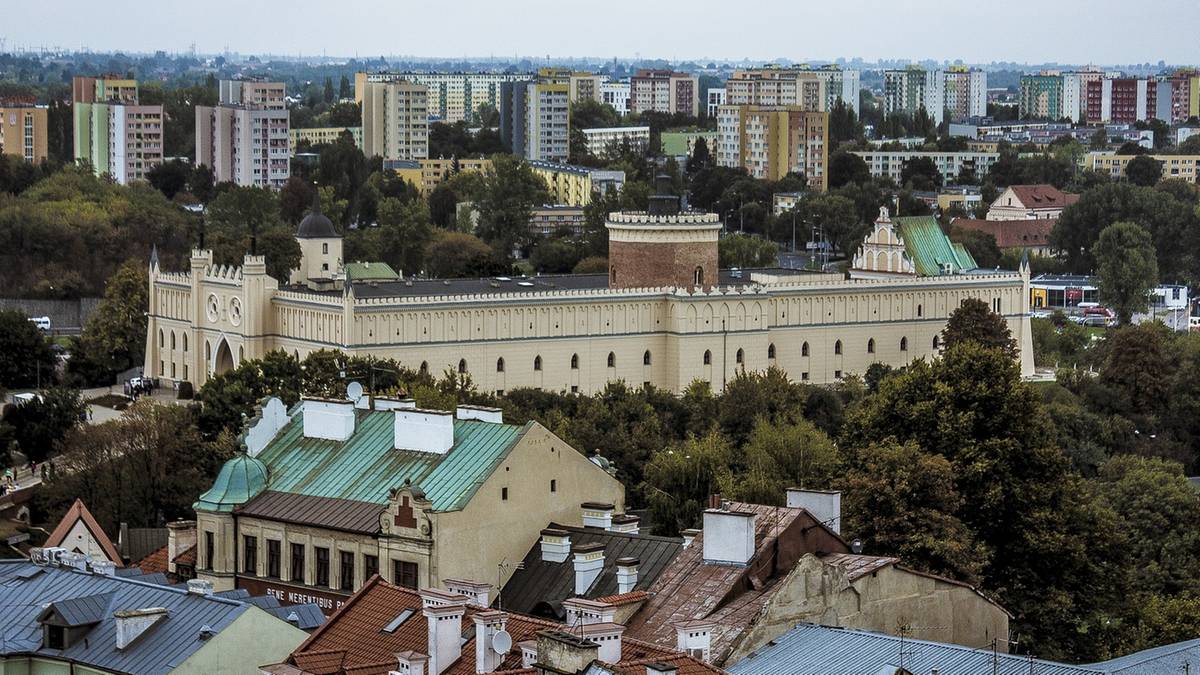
(850, 207, 978, 278)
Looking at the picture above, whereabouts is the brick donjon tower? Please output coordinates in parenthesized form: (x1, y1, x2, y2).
(605, 178, 722, 291)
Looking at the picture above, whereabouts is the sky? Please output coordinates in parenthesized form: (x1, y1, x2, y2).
(7, 0, 1200, 65)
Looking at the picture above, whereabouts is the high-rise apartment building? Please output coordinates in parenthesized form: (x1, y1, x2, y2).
(0, 105, 48, 164)
(629, 70, 699, 116)
(601, 81, 631, 114)
(706, 88, 726, 118)
(195, 80, 290, 189)
(725, 65, 860, 113)
(361, 80, 430, 162)
(1086, 77, 1156, 124)
(943, 66, 986, 121)
(884, 67, 946, 125)
(355, 72, 530, 123)
(72, 76, 164, 184)
(1155, 70, 1200, 123)
(716, 105, 829, 189)
(568, 72, 604, 104)
(1019, 71, 1095, 123)
(500, 70, 570, 163)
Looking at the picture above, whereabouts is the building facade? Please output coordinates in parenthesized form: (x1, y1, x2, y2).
(942, 66, 986, 121)
(355, 71, 531, 123)
(716, 105, 829, 189)
(581, 126, 650, 158)
(884, 67, 945, 125)
(361, 80, 429, 161)
(851, 150, 1000, 184)
(601, 80, 631, 114)
(389, 156, 492, 195)
(1020, 74, 1065, 120)
(529, 160, 625, 206)
(195, 80, 290, 189)
(72, 77, 164, 184)
(1087, 152, 1200, 184)
(501, 71, 570, 163)
(1086, 77, 1156, 124)
(726, 68, 825, 111)
(629, 70, 699, 116)
(706, 87, 727, 118)
(289, 126, 362, 152)
(0, 105, 48, 163)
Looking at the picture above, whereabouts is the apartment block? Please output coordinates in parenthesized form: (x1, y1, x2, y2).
(725, 65, 860, 113)
(529, 160, 624, 206)
(943, 66, 987, 121)
(500, 70, 570, 163)
(0, 106, 48, 163)
(569, 72, 604, 104)
(1087, 152, 1200, 184)
(355, 71, 530, 123)
(601, 80, 631, 114)
(196, 80, 290, 189)
(706, 87, 727, 118)
(629, 69, 699, 116)
(1019, 74, 1065, 120)
(1155, 70, 1200, 123)
(290, 126, 362, 152)
(72, 77, 163, 184)
(361, 79, 429, 161)
(388, 157, 492, 195)
(581, 126, 649, 158)
(717, 105, 829, 190)
(851, 150, 1000, 184)
(884, 67, 945, 125)
(1086, 77, 1156, 124)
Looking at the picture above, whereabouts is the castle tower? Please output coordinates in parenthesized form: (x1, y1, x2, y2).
(290, 194, 343, 285)
(605, 176, 722, 291)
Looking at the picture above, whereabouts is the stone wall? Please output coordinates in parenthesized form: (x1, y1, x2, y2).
(0, 297, 103, 332)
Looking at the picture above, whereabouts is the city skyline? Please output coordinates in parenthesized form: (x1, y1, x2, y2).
(6, 0, 1199, 65)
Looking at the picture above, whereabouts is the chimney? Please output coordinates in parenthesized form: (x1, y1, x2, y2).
(456, 404, 503, 424)
(674, 621, 715, 662)
(393, 651, 428, 675)
(786, 488, 842, 534)
(702, 508, 757, 566)
(114, 608, 168, 650)
(615, 558, 639, 594)
(534, 630, 599, 674)
(90, 560, 117, 576)
(580, 622, 625, 664)
(421, 589, 468, 675)
(166, 520, 197, 575)
(395, 408, 455, 454)
(647, 663, 679, 675)
(680, 529, 700, 549)
(518, 640, 537, 668)
(540, 528, 571, 563)
(444, 578, 492, 607)
(563, 598, 616, 627)
(187, 579, 214, 596)
(472, 610, 509, 673)
(376, 396, 417, 411)
(302, 397, 356, 441)
(572, 543, 605, 595)
(609, 514, 640, 534)
(581, 502, 615, 529)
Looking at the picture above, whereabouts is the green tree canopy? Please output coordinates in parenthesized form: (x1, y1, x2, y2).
(1124, 154, 1163, 187)
(475, 155, 551, 257)
(941, 297, 1017, 358)
(1093, 221, 1158, 324)
(0, 310, 57, 389)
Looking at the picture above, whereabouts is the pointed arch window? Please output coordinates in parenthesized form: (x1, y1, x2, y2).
(834, 340, 843, 355)
(607, 352, 616, 368)
(533, 355, 542, 371)
(703, 350, 712, 365)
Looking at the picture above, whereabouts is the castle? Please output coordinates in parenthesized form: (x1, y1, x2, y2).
(144, 197, 1033, 393)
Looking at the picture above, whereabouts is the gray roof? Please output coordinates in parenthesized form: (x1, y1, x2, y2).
(499, 523, 682, 618)
(236, 490, 384, 535)
(120, 526, 168, 563)
(727, 623, 1200, 675)
(0, 559, 280, 674)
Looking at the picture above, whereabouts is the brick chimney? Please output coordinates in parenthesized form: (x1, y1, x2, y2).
(420, 589, 469, 674)
(540, 528, 571, 563)
(615, 557, 639, 594)
(786, 488, 842, 534)
(702, 507, 756, 566)
(572, 542, 605, 595)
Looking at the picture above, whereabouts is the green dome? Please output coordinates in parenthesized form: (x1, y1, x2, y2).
(194, 454, 268, 512)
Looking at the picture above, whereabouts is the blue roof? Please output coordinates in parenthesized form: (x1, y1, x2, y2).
(727, 623, 1200, 675)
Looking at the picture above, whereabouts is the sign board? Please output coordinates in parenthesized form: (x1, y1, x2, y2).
(237, 576, 352, 616)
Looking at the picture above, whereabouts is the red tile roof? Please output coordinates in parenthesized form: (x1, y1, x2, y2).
(1006, 184, 1078, 210)
(135, 545, 169, 574)
(173, 544, 197, 567)
(44, 498, 124, 566)
(953, 218, 1056, 249)
(594, 591, 650, 607)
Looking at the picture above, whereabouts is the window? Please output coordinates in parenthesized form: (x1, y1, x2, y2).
(610, 266, 618, 285)
(204, 531, 214, 570)
(917, 304, 923, 317)
(339, 551, 355, 591)
(835, 370, 843, 379)
(502, 487, 509, 501)
(802, 342, 810, 357)
(394, 560, 418, 589)
(496, 357, 505, 372)
(45, 625, 66, 650)
(458, 358, 467, 374)
(322, 243, 329, 254)
(607, 352, 616, 368)
(736, 348, 744, 364)
(159, 329, 164, 348)
(867, 338, 876, 354)
(933, 335, 940, 350)
(315, 547, 330, 587)
(900, 337, 908, 352)
(571, 353, 579, 369)
(419, 361, 428, 373)
(643, 350, 652, 366)
(243, 535, 258, 574)
(290, 543, 305, 583)
(182, 333, 188, 352)
(834, 340, 843, 355)
(364, 554, 379, 580)
(693, 265, 704, 287)
(534, 355, 542, 371)
(550, 479, 557, 493)
(267, 540, 281, 578)
(571, 385, 579, 393)
(801, 372, 810, 380)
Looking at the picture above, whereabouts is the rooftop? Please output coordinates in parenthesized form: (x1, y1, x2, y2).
(894, 215, 978, 276)
(1004, 184, 1080, 210)
(951, 217, 1056, 249)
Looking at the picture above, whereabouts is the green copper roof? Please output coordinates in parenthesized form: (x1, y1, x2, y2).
(895, 216, 977, 276)
(241, 409, 525, 512)
(345, 261, 400, 282)
(194, 454, 269, 512)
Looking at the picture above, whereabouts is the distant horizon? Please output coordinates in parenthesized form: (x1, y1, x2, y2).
(5, 0, 1199, 66)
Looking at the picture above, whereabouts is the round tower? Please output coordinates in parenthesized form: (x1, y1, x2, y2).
(605, 178, 722, 291)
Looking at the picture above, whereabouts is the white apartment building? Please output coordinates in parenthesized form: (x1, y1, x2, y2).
(884, 68, 946, 125)
(851, 150, 1000, 184)
(355, 72, 530, 123)
(196, 81, 290, 189)
(706, 88, 727, 118)
(601, 81, 631, 115)
(581, 126, 650, 158)
(943, 68, 986, 120)
(107, 105, 164, 184)
(361, 81, 429, 162)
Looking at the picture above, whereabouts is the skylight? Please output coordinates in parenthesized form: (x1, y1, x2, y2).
(382, 608, 415, 633)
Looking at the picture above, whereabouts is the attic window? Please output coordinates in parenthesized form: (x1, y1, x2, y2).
(382, 608, 415, 633)
(45, 624, 65, 649)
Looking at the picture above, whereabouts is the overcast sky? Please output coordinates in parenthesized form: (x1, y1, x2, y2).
(8, 0, 1199, 65)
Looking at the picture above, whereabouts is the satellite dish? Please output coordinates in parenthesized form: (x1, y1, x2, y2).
(346, 381, 364, 403)
(492, 629, 513, 655)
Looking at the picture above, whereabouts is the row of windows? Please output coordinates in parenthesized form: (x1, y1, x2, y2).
(497, 351, 652, 373)
(234, 534, 418, 592)
(158, 329, 188, 352)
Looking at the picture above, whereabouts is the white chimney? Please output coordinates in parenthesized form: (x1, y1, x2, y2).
(616, 557, 639, 594)
(444, 578, 492, 607)
(702, 508, 756, 566)
(421, 590, 468, 675)
(456, 405, 503, 423)
(114, 608, 168, 650)
(59, 551, 88, 572)
(563, 598, 616, 627)
(245, 397, 291, 456)
(647, 662, 679, 675)
(581, 502, 615, 529)
(674, 620, 716, 662)
(519, 640, 537, 668)
(540, 528, 571, 563)
(534, 630, 599, 674)
(393, 650, 428, 675)
(573, 543, 605, 595)
(472, 610, 509, 673)
(580, 622, 625, 664)
(302, 397, 356, 441)
(90, 560, 116, 576)
(680, 529, 700, 549)
(376, 397, 417, 411)
(187, 579, 214, 596)
(786, 488, 842, 534)
(395, 408, 455, 454)
(166, 520, 197, 575)
(609, 514, 640, 534)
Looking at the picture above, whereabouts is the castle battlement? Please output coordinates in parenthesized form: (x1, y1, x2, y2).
(606, 211, 722, 225)
(204, 263, 244, 283)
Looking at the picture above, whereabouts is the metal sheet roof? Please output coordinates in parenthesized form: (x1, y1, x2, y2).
(237, 491, 384, 534)
(895, 215, 977, 276)
(253, 410, 525, 512)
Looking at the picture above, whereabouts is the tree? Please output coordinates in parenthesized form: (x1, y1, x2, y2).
(147, 160, 190, 200)
(68, 260, 149, 384)
(0, 310, 57, 389)
(733, 417, 840, 505)
(1089, 128, 1108, 150)
(188, 164, 215, 203)
(323, 76, 335, 103)
(6, 387, 86, 462)
(718, 234, 777, 268)
(474, 155, 550, 257)
(1093, 222, 1158, 324)
(828, 150, 871, 189)
(338, 75, 352, 101)
(949, 225, 1002, 268)
(797, 193, 862, 256)
(429, 184, 458, 229)
(643, 431, 732, 536)
(256, 229, 303, 281)
(279, 176, 317, 225)
(941, 297, 1017, 358)
(1125, 154, 1162, 187)
(1096, 322, 1171, 418)
(688, 137, 712, 174)
(573, 256, 608, 274)
(1179, 135, 1200, 155)
(424, 231, 498, 278)
(900, 156, 943, 191)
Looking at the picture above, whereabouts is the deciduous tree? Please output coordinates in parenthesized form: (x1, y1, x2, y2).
(1093, 221, 1157, 324)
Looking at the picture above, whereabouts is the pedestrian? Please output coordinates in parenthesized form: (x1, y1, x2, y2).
(40, 464, 47, 481)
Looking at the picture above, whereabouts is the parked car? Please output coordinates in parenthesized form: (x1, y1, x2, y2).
(27, 316, 50, 332)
